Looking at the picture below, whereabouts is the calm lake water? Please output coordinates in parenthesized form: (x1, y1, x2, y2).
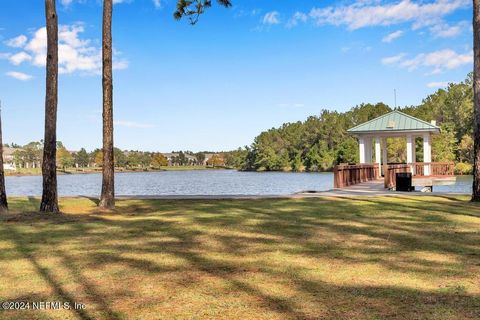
(5, 170, 472, 196)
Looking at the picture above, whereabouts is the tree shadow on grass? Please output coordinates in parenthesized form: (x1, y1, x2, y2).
(342, 195, 480, 219)
(174, 197, 480, 276)
(102, 206, 480, 319)
(2, 218, 125, 320)
(4, 225, 97, 320)
(1, 197, 480, 319)
(80, 196, 100, 206)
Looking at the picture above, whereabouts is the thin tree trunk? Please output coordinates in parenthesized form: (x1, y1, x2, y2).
(0, 101, 8, 213)
(40, 0, 59, 213)
(99, 0, 115, 209)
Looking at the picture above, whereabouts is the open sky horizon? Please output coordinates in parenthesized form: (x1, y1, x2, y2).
(0, 0, 474, 152)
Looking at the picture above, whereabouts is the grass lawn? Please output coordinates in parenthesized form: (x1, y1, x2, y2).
(0, 196, 479, 320)
(6, 168, 102, 176)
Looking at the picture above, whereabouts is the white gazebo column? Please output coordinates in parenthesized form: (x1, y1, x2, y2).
(423, 133, 432, 176)
(365, 137, 372, 164)
(375, 137, 381, 177)
(381, 137, 388, 176)
(406, 135, 416, 174)
(412, 137, 416, 163)
(359, 137, 366, 164)
(412, 137, 416, 174)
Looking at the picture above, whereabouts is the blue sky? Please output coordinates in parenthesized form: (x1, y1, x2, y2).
(0, 0, 474, 152)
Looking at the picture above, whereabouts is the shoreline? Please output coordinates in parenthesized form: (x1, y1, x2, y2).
(6, 169, 472, 178)
(5, 166, 228, 177)
(4, 191, 471, 199)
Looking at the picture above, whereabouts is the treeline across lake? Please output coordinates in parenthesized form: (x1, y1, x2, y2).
(4, 143, 228, 173)
(225, 73, 474, 174)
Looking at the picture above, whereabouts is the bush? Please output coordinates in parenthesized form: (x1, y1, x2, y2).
(454, 162, 473, 175)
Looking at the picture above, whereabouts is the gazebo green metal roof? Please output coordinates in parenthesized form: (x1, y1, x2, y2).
(347, 110, 440, 134)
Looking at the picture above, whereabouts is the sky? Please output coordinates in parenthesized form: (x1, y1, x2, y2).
(0, 0, 474, 152)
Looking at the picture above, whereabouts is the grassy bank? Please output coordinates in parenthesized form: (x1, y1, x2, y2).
(5, 166, 217, 176)
(0, 196, 479, 319)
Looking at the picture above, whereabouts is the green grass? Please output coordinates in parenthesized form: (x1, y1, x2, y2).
(6, 167, 43, 176)
(6, 168, 102, 176)
(0, 196, 479, 319)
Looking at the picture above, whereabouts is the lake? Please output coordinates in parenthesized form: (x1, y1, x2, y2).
(5, 170, 472, 196)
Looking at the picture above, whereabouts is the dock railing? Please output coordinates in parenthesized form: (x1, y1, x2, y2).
(385, 162, 455, 188)
(384, 164, 410, 189)
(333, 163, 380, 189)
(412, 162, 455, 177)
(334, 162, 455, 189)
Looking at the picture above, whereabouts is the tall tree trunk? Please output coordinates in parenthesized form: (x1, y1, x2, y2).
(0, 101, 8, 213)
(99, 0, 115, 209)
(40, 0, 59, 213)
(474, 0, 480, 201)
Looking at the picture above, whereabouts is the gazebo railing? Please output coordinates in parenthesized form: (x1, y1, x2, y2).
(385, 162, 455, 188)
(412, 162, 455, 176)
(384, 164, 410, 189)
(334, 162, 455, 189)
(333, 164, 380, 188)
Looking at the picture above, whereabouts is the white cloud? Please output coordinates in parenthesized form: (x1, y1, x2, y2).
(287, 12, 308, 28)
(263, 11, 280, 25)
(6, 71, 33, 81)
(9, 52, 32, 65)
(429, 21, 468, 37)
(308, 0, 470, 30)
(24, 24, 101, 74)
(152, 0, 161, 8)
(6, 24, 128, 75)
(382, 30, 403, 43)
(113, 60, 129, 70)
(251, 9, 261, 16)
(4, 35, 27, 48)
(381, 53, 406, 64)
(235, 8, 262, 18)
(287, 0, 469, 37)
(25, 27, 48, 66)
(114, 120, 154, 128)
(383, 49, 472, 73)
(402, 49, 471, 71)
(427, 81, 450, 87)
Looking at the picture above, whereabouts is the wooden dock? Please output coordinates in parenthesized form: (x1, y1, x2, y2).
(333, 162, 456, 192)
(412, 176, 457, 187)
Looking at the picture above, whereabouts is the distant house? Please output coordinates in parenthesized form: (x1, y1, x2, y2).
(3, 147, 18, 171)
(162, 153, 176, 165)
(163, 153, 198, 166)
(203, 153, 215, 166)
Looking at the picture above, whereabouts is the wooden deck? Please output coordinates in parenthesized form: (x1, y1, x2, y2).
(412, 175, 457, 187)
(301, 179, 466, 197)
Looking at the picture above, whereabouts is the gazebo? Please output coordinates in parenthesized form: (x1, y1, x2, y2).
(334, 111, 455, 190)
